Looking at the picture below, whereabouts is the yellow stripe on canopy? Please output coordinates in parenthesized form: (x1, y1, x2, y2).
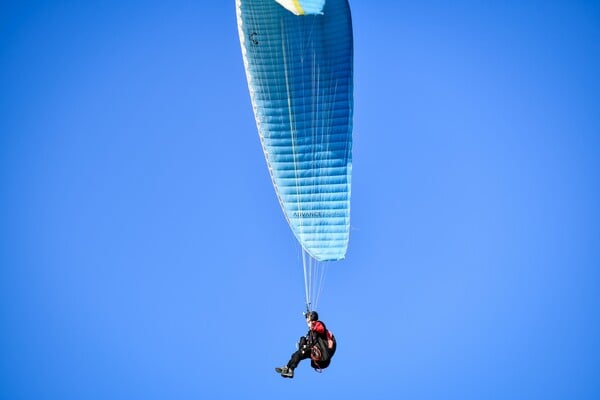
(291, 0, 305, 15)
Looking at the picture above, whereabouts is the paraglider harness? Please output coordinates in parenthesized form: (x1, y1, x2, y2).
(303, 321, 336, 373)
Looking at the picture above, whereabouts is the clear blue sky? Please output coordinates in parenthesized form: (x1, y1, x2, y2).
(1, 1, 599, 399)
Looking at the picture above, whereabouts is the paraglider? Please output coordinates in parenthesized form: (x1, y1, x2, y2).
(275, 310, 337, 378)
(236, 2, 352, 373)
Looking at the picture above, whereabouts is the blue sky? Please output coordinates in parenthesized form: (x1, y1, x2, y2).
(1, 1, 599, 399)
